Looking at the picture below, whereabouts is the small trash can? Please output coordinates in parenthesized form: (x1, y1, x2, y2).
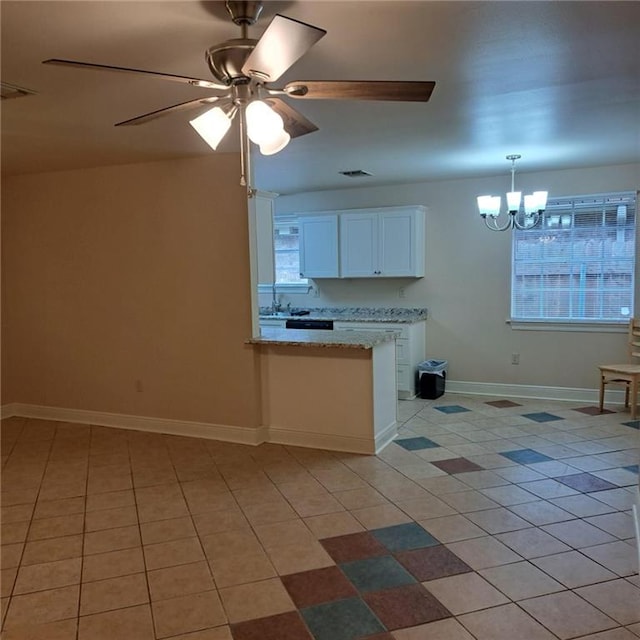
(417, 359, 448, 399)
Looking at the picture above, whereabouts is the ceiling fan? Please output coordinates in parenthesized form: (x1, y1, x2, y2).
(43, 0, 436, 191)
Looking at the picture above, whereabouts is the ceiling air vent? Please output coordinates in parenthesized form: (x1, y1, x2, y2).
(339, 169, 373, 178)
(1, 81, 37, 100)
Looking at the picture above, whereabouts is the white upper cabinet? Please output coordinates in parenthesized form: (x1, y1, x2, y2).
(296, 205, 425, 279)
(339, 212, 378, 277)
(299, 214, 340, 278)
(341, 206, 425, 278)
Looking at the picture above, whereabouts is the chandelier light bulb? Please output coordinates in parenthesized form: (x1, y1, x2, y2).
(477, 195, 501, 218)
(506, 191, 522, 213)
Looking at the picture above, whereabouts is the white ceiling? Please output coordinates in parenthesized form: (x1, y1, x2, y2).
(2, 1, 639, 195)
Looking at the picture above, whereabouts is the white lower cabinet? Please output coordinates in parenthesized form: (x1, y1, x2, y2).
(334, 321, 426, 398)
(259, 319, 286, 329)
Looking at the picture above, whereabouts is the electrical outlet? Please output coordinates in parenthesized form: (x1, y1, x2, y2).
(135, 379, 143, 392)
(399, 287, 406, 298)
(511, 353, 520, 365)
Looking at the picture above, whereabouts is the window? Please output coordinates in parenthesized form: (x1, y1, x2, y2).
(273, 214, 308, 285)
(511, 191, 636, 323)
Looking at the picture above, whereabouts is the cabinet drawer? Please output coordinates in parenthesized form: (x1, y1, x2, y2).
(395, 338, 409, 364)
(397, 364, 411, 391)
(259, 319, 286, 329)
(334, 322, 409, 340)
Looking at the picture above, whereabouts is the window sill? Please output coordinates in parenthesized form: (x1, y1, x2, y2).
(258, 283, 311, 295)
(508, 319, 629, 333)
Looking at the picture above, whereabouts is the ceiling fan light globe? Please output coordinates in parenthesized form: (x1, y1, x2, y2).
(259, 129, 291, 155)
(189, 106, 231, 150)
(246, 100, 284, 144)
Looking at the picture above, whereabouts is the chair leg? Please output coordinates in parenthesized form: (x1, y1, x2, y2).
(599, 376, 606, 413)
(631, 377, 638, 420)
(625, 383, 630, 408)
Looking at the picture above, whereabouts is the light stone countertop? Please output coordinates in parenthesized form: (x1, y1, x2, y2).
(248, 327, 399, 350)
(258, 306, 427, 324)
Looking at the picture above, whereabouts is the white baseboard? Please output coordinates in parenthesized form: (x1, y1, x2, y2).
(1, 403, 396, 455)
(1, 403, 20, 419)
(268, 423, 396, 455)
(2, 403, 266, 446)
(375, 420, 399, 454)
(446, 381, 627, 405)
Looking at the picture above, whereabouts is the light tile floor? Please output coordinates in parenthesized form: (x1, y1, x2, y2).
(1, 393, 638, 640)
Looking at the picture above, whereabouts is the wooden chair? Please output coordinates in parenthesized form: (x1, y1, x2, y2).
(599, 317, 640, 419)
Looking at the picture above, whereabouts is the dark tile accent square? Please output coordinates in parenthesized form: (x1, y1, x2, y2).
(394, 545, 472, 581)
(363, 584, 451, 631)
(371, 523, 439, 553)
(623, 420, 640, 429)
(281, 566, 358, 608)
(573, 406, 615, 416)
(623, 465, 638, 473)
(501, 449, 554, 464)
(431, 457, 483, 474)
(394, 437, 440, 451)
(522, 412, 563, 423)
(231, 611, 313, 640)
(340, 555, 416, 593)
(435, 405, 470, 414)
(555, 472, 618, 493)
(320, 532, 388, 564)
(485, 400, 522, 408)
(300, 597, 385, 640)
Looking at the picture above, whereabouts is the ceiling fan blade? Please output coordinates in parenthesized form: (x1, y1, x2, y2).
(115, 96, 228, 127)
(43, 58, 228, 91)
(241, 15, 326, 82)
(265, 98, 318, 139)
(283, 80, 436, 102)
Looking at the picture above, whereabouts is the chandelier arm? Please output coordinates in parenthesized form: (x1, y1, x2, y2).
(512, 212, 542, 231)
(483, 214, 513, 232)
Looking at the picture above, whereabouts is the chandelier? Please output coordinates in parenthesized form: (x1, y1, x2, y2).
(477, 155, 548, 231)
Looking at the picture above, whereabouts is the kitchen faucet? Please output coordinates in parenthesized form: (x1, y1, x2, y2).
(271, 282, 282, 314)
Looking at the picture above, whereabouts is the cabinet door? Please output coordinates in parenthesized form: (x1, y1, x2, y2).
(340, 212, 378, 277)
(299, 215, 339, 278)
(378, 211, 414, 276)
(253, 194, 275, 285)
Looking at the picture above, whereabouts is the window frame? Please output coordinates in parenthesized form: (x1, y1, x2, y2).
(257, 213, 311, 295)
(510, 191, 636, 328)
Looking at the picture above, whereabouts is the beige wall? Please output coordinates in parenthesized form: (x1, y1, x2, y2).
(267, 163, 640, 390)
(2, 154, 262, 429)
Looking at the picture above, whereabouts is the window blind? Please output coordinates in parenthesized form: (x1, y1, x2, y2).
(511, 191, 636, 322)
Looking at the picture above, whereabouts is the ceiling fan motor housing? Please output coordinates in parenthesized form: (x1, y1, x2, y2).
(225, 1, 264, 26)
(206, 39, 257, 85)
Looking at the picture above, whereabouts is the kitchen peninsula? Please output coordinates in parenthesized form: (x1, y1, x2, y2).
(248, 327, 399, 454)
